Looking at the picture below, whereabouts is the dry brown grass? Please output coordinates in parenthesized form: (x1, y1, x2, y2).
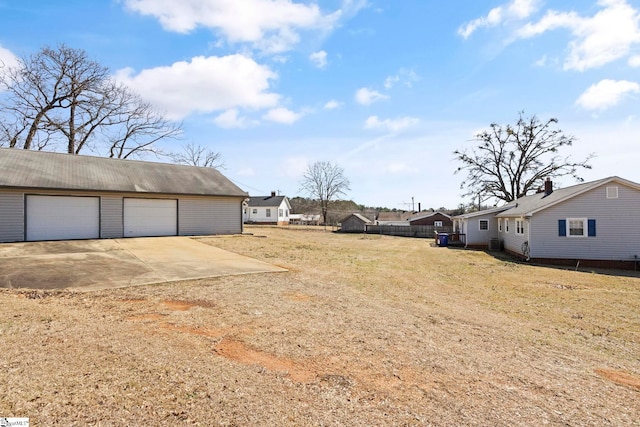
(1, 225, 639, 426)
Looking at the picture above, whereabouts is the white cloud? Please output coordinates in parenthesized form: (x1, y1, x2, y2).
(355, 87, 388, 105)
(629, 55, 640, 67)
(364, 115, 420, 132)
(0, 45, 19, 80)
(458, 0, 540, 38)
(383, 75, 400, 89)
(124, 0, 344, 54)
(324, 100, 342, 109)
(517, 0, 640, 71)
(115, 54, 280, 120)
(213, 109, 254, 128)
(262, 107, 302, 124)
(309, 50, 328, 68)
(386, 162, 418, 174)
(280, 155, 309, 177)
(384, 68, 420, 89)
(575, 79, 640, 111)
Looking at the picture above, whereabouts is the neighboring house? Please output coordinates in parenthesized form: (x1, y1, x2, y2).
(243, 192, 291, 225)
(0, 148, 248, 242)
(289, 214, 321, 226)
(453, 176, 640, 268)
(408, 212, 452, 228)
(340, 213, 371, 232)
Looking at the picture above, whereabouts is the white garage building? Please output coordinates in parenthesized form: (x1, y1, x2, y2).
(0, 148, 248, 242)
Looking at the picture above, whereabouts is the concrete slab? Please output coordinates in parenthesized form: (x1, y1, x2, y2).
(0, 237, 286, 291)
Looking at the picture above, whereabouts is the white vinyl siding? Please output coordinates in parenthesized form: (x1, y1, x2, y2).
(101, 196, 123, 238)
(529, 183, 640, 260)
(499, 217, 529, 256)
(124, 198, 177, 237)
(179, 197, 241, 236)
(0, 192, 25, 242)
(26, 195, 100, 241)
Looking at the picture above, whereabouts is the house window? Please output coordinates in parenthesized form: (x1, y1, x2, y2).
(266, 208, 271, 218)
(505, 219, 509, 233)
(479, 219, 489, 231)
(285, 210, 289, 217)
(252, 209, 257, 214)
(516, 219, 524, 235)
(434, 221, 443, 227)
(279, 209, 283, 217)
(606, 186, 618, 199)
(568, 218, 586, 237)
(498, 219, 503, 232)
(559, 218, 596, 237)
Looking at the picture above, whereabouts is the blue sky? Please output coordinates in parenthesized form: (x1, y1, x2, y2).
(1, 0, 640, 209)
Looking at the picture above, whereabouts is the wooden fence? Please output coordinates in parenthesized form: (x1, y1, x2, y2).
(364, 225, 453, 238)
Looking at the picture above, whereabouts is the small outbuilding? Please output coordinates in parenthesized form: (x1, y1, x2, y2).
(339, 213, 371, 233)
(0, 148, 248, 242)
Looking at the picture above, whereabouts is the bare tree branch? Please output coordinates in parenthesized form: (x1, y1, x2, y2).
(454, 112, 595, 203)
(168, 142, 224, 168)
(299, 161, 351, 226)
(0, 44, 182, 158)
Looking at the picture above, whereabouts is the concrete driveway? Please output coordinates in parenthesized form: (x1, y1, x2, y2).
(0, 237, 286, 290)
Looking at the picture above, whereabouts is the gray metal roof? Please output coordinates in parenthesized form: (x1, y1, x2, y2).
(494, 177, 624, 217)
(0, 148, 248, 197)
(247, 195, 289, 207)
(453, 177, 637, 219)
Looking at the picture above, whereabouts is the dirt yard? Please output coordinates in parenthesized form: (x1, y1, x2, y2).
(1, 226, 639, 426)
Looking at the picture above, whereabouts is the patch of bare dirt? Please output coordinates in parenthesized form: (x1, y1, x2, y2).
(595, 368, 640, 391)
(214, 338, 317, 383)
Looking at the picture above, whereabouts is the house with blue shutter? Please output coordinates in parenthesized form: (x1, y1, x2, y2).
(453, 176, 640, 269)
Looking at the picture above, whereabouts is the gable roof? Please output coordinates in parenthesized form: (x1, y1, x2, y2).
(0, 147, 247, 197)
(341, 213, 371, 224)
(495, 176, 638, 217)
(409, 211, 451, 221)
(377, 211, 415, 221)
(452, 205, 511, 220)
(247, 195, 289, 208)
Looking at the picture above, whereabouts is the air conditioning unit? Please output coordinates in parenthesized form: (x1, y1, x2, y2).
(489, 238, 502, 251)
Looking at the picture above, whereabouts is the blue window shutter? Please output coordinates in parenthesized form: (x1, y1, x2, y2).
(558, 219, 566, 236)
(588, 219, 596, 237)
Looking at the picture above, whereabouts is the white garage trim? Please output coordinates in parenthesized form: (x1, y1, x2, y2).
(124, 198, 177, 237)
(26, 195, 100, 241)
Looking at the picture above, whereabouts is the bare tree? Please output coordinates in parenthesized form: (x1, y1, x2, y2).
(0, 44, 181, 158)
(299, 161, 351, 226)
(169, 142, 224, 168)
(454, 112, 594, 203)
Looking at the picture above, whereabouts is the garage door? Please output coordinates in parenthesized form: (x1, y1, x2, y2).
(124, 198, 177, 237)
(26, 195, 100, 241)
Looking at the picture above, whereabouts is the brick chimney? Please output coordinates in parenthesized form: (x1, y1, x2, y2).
(544, 177, 553, 196)
(271, 191, 276, 197)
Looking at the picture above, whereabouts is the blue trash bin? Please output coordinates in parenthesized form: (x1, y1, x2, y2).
(437, 233, 449, 247)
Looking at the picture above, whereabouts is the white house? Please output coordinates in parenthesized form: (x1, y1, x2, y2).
(243, 192, 291, 225)
(453, 177, 640, 269)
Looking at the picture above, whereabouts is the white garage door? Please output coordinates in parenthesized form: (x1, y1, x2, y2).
(124, 198, 177, 237)
(26, 195, 100, 241)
